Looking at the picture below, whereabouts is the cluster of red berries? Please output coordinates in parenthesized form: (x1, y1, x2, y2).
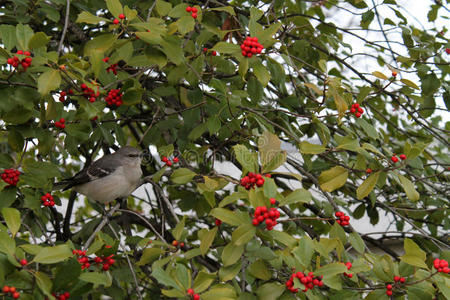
(215, 219, 222, 226)
(252, 205, 280, 230)
(112, 14, 125, 24)
(7, 50, 32, 71)
(2, 286, 20, 299)
(73, 250, 115, 271)
(41, 193, 55, 207)
(106, 63, 118, 75)
(240, 36, 264, 58)
(185, 6, 198, 19)
(385, 283, 394, 296)
(343, 262, 353, 278)
(385, 276, 406, 296)
(203, 48, 217, 56)
(349, 103, 364, 118)
(187, 288, 200, 300)
(172, 240, 185, 248)
(390, 154, 406, 163)
(54, 118, 66, 129)
(105, 89, 123, 108)
(162, 156, 179, 167)
(1, 168, 20, 186)
(335, 211, 350, 226)
(49, 292, 70, 300)
(285, 271, 323, 293)
(240, 172, 270, 190)
(433, 258, 449, 273)
(80, 83, 99, 103)
(58, 89, 74, 102)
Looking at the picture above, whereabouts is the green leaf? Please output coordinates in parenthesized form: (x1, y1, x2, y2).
(292, 236, 315, 267)
(33, 244, 72, 264)
(106, 0, 123, 18)
(152, 267, 180, 289)
(232, 224, 256, 246)
(37, 69, 61, 95)
(176, 16, 195, 35)
(280, 188, 311, 205)
(171, 168, 196, 184)
(233, 144, 257, 173)
(248, 259, 271, 280)
(137, 247, 164, 266)
(156, 0, 172, 16)
(356, 172, 380, 200)
(28, 32, 50, 49)
(219, 263, 241, 282)
(193, 271, 216, 293)
(209, 6, 235, 16)
(76, 11, 110, 24)
(372, 71, 388, 80)
(356, 118, 379, 140)
(35, 271, 53, 297)
(258, 131, 281, 166)
(8, 130, 24, 152)
(1, 208, 21, 237)
(16, 24, 34, 51)
(0, 227, 16, 255)
(255, 282, 285, 300)
(397, 174, 419, 202)
(200, 227, 217, 256)
(314, 262, 348, 277)
(20, 244, 43, 255)
(399, 238, 427, 268)
(299, 141, 326, 154)
(348, 231, 365, 254)
(80, 272, 111, 286)
(318, 166, 348, 192)
(160, 36, 184, 65)
(222, 243, 244, 266)
(135, 31, 163, 44)
(172, 216, 185, 241)
(400, 78, 420, 90)
(252, 60, 271, 86)
(210, 208, 242, 227)
(122, 89, 142, 105)
(271, 230, 297, 248)
(212, 42, 240, 54)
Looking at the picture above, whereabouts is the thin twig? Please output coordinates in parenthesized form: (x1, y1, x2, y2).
(83, 202, 121, 251)
(58, 0, 71, 56)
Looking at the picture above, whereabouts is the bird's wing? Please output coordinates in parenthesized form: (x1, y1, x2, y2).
(58, 154, 122, 190)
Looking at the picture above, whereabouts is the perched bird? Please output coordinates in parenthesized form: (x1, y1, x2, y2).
(55, 146, 143, 203)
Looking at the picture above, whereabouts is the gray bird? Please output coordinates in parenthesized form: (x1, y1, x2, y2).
(55, 146, 143, 204)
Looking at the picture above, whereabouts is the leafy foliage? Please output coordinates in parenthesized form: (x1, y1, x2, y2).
(0, 0, 449, 299)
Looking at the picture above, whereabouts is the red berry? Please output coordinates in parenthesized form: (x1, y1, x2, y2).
(400, 277, 405, 283)
(440, 260, 449, 268)
(191, 13, 197, 19)
(366, 168, 372, 174)
(166, 161, 172, 167)
(446, 48, 450, 54)
(186, 6, 192, 12)
(172, 240, 178, 246)
(193, 294, 200, 300)
(264, 174, 271, 178)
(103, 57, 110, 62)
(391, 156, 399, 163)
(119, 13, 125, 19)
(187, 288, 194, 295)
(386, 290, 392, 296)
(392, 71, 397, 77)
(173, 157, 179, 163)
(192, 7, 198, 13)
(212, 51, 217, 56)
(2, 286, 10, 293)
(24, 51, 31, 56)
(113, 18, 119, 24)
(17, 50, 23, 55)
(215, 219, 222, 226)
(10, 287, 16, 293)
(355, 112, 361, 118)
(20, 259, 27, 266)
(270, 198, 276, 205)
(80, 83, 87, 89)
(386, 284, 392, 290)
(256, 178, 264, 187)
(252, 218, 259, 226)
(399, 154, 406, 160)
(12, 292, 20, 299)
(394, 276, 400, 282)
(203, 47, 208, 52)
